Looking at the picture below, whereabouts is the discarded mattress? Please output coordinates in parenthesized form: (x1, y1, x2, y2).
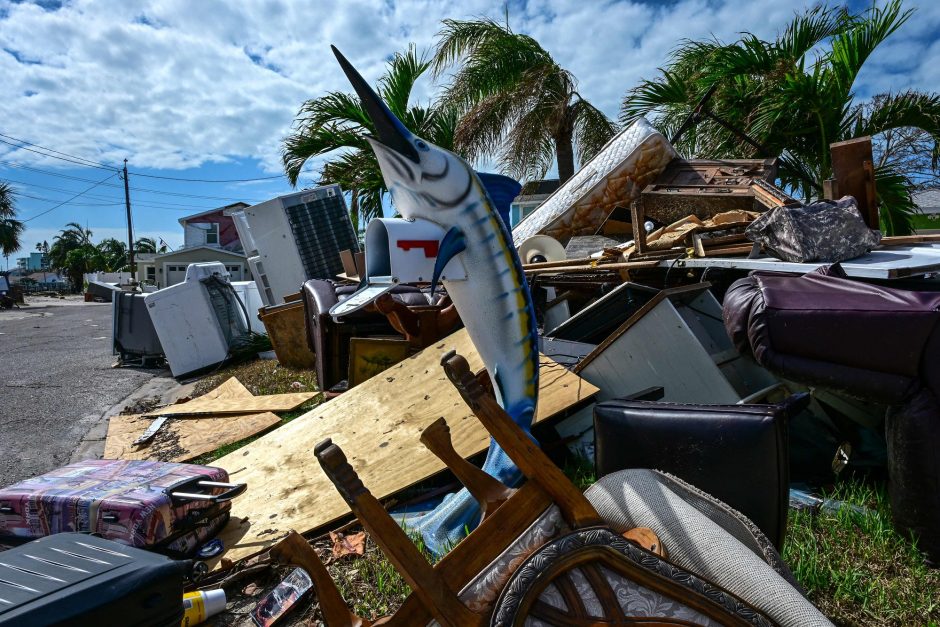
(511, 118, 676, 245)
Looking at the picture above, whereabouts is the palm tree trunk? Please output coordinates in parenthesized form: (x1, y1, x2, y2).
(555, 125, 576, 183)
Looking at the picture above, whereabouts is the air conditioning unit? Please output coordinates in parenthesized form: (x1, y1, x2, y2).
(239, 185, 359, 307)
(144, 262, 251, 377)
(230, 280, 265, 335)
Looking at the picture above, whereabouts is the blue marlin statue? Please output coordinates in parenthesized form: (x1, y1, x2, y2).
(332, 46, 539, 553)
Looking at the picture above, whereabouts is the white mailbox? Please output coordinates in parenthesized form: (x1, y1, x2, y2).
(330, 218, 467, 318)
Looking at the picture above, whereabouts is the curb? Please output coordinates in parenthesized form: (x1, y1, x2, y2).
(69, 372, 186, 463)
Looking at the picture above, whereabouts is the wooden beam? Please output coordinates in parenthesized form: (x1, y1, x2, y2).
(830, 137, 878, 228)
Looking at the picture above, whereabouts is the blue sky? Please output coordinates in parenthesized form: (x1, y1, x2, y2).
(2, 0, 939, 266)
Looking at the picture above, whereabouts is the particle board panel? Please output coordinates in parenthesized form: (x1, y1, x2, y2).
(201, 377, 253, 401)
(211, 328, 599, 563)
(104, 412, 282, 463)
(144, 391, 317, 416)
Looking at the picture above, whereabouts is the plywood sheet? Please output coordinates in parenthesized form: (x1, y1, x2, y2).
(145, 391, 317, 417)
(213, 328, 598, 563)
(104, 412, 282, 463)
(201, 377, 253, 401)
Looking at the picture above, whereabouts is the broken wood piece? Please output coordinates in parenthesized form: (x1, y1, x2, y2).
(623, 527, 665, 557)
(830, 136, 879, 228)
(270, 531, 368, 627)
(698, 244, 754, 257)
(315, 439, 480, 626)
(440, 350, 603, 529)
(750, 179, 799, 208)
(420, 418, 515, 520)
(104, 411, 281, 463)
(211, 328, 598, 565)
(144, 390, 317, 417)
(524, 260, 659, 275)
(879, 234, 940, 246)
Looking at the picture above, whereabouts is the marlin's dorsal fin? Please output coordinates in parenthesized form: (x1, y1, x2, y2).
(431, 226, 466, 298)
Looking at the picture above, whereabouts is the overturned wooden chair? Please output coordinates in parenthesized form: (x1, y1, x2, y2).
(273, 351, 831, 626)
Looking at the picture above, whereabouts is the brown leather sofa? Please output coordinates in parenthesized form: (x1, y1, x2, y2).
(723, 266, 940, 564)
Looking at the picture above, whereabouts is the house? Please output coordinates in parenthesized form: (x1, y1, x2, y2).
(913, 189, 940, 233)
(15, 252, 48, 272)
(137, 202, 250, 289)
(509, 179, 560, 226)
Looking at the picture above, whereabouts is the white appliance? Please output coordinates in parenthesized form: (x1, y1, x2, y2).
(145, 262, 251, 377)
(231, 280, 265, 335)
(238, 185, 359, 308)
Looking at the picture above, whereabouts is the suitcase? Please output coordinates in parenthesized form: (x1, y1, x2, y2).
(0, 532, 190, 627)
(0, 459, 245, 557)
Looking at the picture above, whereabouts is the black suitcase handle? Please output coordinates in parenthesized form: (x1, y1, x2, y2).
(171, 481, 246, 503)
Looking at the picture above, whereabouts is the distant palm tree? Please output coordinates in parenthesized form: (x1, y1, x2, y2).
(282, 45, 458, 230)
(621, 1, 940, 234)
(134, 237, 157, 254)
(432, 18, 617, 183)
(49, 222, 93, 285)
(0, 182, 23, 258)
(96, 238, 128, 272)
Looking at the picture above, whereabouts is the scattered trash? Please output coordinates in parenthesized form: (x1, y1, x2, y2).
(182, 589, 226, 626)
(196, 538, 225, 559)
(789, 489, 871, 517)
(329, 531, 366, 559)
(249, 566, 313, 627)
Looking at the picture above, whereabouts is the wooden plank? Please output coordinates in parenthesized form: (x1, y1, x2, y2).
(880, 234, 940, 246)
(830, 136, 878, 228)
(200, 377, 253, 401)
(212, 328, 599, 564)
(525, 261, 659, 275)
(144, 391, 317, 417)
(104, 412, 282, 463)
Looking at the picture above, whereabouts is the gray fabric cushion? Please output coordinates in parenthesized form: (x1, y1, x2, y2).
(585, 469, 832, 627)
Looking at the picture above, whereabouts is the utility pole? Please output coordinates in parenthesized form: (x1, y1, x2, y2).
(122, 159, 135, 283)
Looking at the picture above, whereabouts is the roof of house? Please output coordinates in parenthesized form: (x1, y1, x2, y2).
(135, 253, 158, 263)
(178, 202, 249, 225)
(914, 189, 940, 213)
(152, 245, 247, 261)
(520, 179, 560, 196)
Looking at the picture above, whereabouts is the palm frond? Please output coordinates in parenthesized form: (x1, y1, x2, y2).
(380, 45, 432, 120)
(876, 162, 917, 235)
(828, 0, 911, 97)
(570, 97, 618, 163)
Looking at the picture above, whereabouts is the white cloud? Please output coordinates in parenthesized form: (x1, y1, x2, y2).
(0, 0, 937, 180)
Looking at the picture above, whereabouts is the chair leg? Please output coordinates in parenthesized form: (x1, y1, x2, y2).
(440, 350, 603, 529)
(314, 439, 482, 627)
(421, 417, 515, 520)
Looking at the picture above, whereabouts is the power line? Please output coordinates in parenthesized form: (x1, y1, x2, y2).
(0, 131, 287, 183)
(14, 191, 123, 207)
(0, 132, 116, 169)
(22, 172, 121, 222)
(0, 160, 264, 202)
(0, 137, 118, 171)
(128, 171, 285, 183)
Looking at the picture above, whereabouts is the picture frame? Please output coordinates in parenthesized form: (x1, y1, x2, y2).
(347, 337, 412, 387)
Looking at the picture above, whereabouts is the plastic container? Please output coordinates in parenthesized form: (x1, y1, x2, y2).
(182, 589, 227, 626)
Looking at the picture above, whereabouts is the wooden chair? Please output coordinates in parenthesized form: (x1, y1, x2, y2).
(272, 351, 775, 626)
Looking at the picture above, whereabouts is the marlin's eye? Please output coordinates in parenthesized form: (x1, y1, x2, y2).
(415, 140, 429, 152)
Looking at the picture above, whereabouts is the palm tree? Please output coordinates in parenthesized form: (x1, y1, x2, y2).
(621, 1, 940, 234)
(432, 18, 618, 184)
(134, 237, 157, 254)
(282, 45, 458, 230)
(48, 222, 93, 283)
(96, 238, 128, 272)
(0, 182, 23, 259)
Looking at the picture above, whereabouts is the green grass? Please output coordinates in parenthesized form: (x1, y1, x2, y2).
(784, 481, 940, 626)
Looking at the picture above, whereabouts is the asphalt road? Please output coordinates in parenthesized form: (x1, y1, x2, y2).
(0, 297, 159, 486)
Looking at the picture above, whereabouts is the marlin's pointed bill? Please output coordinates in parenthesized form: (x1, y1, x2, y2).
(331, 45, 419, 163)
